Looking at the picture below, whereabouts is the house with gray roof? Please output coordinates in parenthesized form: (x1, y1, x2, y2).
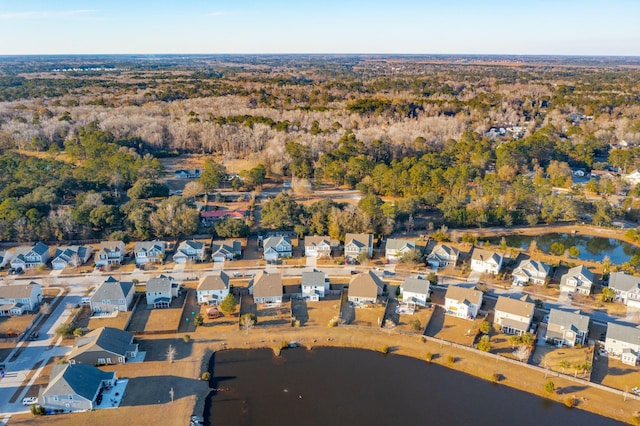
(249, 271, 283, 304)
(51, 245, 94, 270)
(134, 240, 166, 265)
(173, 240, 206, 263)
(605, 322, 640, 365)
(426, 244, 459, 269)
(263, 236, 292, 261)
(210, 240, 242, 262)
(494, 296, 534, 335)
(347, 271, 384, 305)
(197, 272, 230, 305)
(68, 327, 138, 365)
(146, 275, 180, 308)
(10, 242, 50, 269)
(400, 277, 431, 307)
(344, 233, 373, 261)
(301, 270, 329, 301)
(512, 259, 550, 286)
(608, 272, 640, 308)
(546, 308, 589, 347)
(0, 282, 43, 316)
(90, 276, 135, 313)
(39, 364, 116, 412)
(304, 236, 333, 258)
(470, 248, 502, 274)
(444, 285, 483, 319)
(385, 239, 415, 263)
(560, 265, 595, 295)
(94, 241, 125, 266)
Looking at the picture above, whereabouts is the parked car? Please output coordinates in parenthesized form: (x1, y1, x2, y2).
(22, 397, 38, 406)
(8, 267, 23, 275)
(29, 331, 39, 340)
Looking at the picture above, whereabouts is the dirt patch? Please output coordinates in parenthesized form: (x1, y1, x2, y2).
(0, 314, 37, 338)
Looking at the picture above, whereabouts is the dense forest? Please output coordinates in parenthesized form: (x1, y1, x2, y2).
(0, 55, 639, 243)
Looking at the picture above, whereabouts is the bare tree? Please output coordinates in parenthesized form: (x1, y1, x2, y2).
(70, 253, 82, 269)
(240, 313, 256, 335)
(514, 344, 530, 362)
(39, 302, 51, 315)
(166, 344, 177, 363)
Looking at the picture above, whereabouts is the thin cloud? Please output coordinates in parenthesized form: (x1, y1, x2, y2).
(0, 9, 101, 20)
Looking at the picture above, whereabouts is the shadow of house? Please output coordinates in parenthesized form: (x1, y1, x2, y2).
(119, 375, 208, 407)
(424, 305, 446, 336)
(136, 337, 194, 362)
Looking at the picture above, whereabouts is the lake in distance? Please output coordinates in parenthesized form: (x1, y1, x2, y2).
(205, 347, 622, 426)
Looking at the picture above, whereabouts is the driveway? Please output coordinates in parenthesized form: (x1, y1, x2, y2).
(467, 271, 482, 283)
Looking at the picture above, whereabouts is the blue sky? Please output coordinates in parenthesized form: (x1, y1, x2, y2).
(0, 0, 639, 55)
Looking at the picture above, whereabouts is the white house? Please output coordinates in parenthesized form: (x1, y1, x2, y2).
(134, 241, 166, 265)
(344, 233, 373, 261)
(249, 271, 283, 304)
(605, 322, 640, 366)
(444, 285, 483, 319)
(301, 270, 330, 301)
(90, 276, 135, 313)
(94, 241, 126, 266)
(385, 239, 415, 263)
(608, 272, 640, 308)
(0, 282, 43, 316)
(173, 240, 206, 264)
(560, 265, 595, 295)
(263, 236, 292, 261)
(210, 240, 242, 262)
(145, 275, 180, 309)
(304, 236, 332, 258)
(347, 271, 384, 305)
(197, 272, 230, 305)
(400, 277, 431, 307)
(10, 242, 50, 269)
(426, 244, 459, 269)
(494, 296, 534, 335)
(470, 248, 503, 274)
(51, 245, 93, 270)
(512, 259, 550, 286)
(546, 309, 589, 347)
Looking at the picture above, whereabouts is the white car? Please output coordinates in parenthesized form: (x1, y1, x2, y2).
(22, 397, 38, 406)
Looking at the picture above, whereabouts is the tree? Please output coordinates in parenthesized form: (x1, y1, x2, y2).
(183, 180, 205, 199)
(166, 344, 177, 363)
(412, 319, 422, 331)
(514, 344, 530, 362)
(214, 217, 250, 238)
(127, 178, 170, 199)
(426, 272, 438, 286)
(550, 242, 565, 256)
(241, 164, 266, 189)
(240, 313, 257, 334)
(89, 205, 121, 230)
(544, 380, 556, 394)
(479, 321, 491, 335)
(219, 293, 237, 315)
(567, 246, 580, 258)
(149, 197, 200, 237)
(73, 327, 84, 337)
(194, 313, 204, 327)
(199, 159, 227, 192)
(601, 287, 616, 303)
(261, 193, 303, 229)
(477, 335, 491, 352)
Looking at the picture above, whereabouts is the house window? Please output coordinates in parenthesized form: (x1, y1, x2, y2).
(53, 396, 59, 401)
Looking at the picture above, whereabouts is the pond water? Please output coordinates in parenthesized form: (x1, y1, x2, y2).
(484, 233, 640, 264)
(204, 347, 621, 426)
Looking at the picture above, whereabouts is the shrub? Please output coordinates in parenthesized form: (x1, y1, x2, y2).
(183, 334, 191, 343)
(280, 340, 289, 350)
(201, 372, 211, 381)
(30, 404, 45, 415)
(412, 319, 422, 331)
(447, 355, 456, 364)
(328, 317, 339, 327)
(380, 346, 389, 354)
(477, 335, 491, 352)
(544, 380, 556, 394)
(564, 396, 576, 408)
(425, 352, 433, 363)
(490, 373, 500, 383)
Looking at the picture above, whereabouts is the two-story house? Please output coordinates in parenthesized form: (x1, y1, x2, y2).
(605, 322, 640, 366)
(94, 241, 126, 267)
(608, 272, 640, 308)
(249, 271, 283, 304)
(90, 276, 135, 313)
(39, 364, 116, 412)
(347, 271, 384, 305)
(444, 285, 483, 319)
(51, 245, 94, 270)
(400, 277, 431, 307)
(134, 241, 166, 265)
(10, 242, 50, 270)
(301, 270, 330, 301)
(560, 265, 595, 295)
(512, 259, 550, 286)
(426, 244, 459, 269)
(210, 240, 242, 262)
(0, 282, 43, 316)
(344, 233, 373, 261)
(385, 239, 416, 263)
(173, 240, 206, 263)
(68, 327, 139, 365)
(197, 272, 230, 305)
(304, 236, 333, 258)
(546, 308, 589, 347)
(470, 248, 503, 275)
(263, 236, 292, 261)
(146, 275, 180, 308)
(494, 296, 534, 335)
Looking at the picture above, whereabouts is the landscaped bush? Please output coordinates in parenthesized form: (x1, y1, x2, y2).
(425, 352, 433, 363)
(201, 372, 211, 381)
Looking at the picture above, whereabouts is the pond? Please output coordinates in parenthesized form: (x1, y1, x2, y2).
(484, 233, 640, 264)
(205, 347, 620, 426)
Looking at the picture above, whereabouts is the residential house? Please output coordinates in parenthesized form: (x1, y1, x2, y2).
(444, 285, 483, 319)
(426, 244, 459, 269)
(94, 241, 126, 267)
(494, 296, 534, 335)
(301, 270, 330, 301)
(560, 265, 595, 295)
(249, 271, 283, 304)
(512, 259, 550, 286)
(146, 275, 180, 308)
(608, 272, 640, 308)
(200, 209, 246, 223)
(10, 242, 50, 269)
(400, 277, 431, 307)
(39, 364, 116, 412)
(134, 241, 166, 265)
(546, 309, 589, 347)
(263, 236, 292, 261)
(605, 322, 640, 366)
(304, 236, 333, 258)
(344, 233, 373, 261)
(51, 245, 94, 270)
(470, 248, 503, 274)
(347, 270, 384, 305)
(0, 282, 43, 316)
(90, 276, 135, 313)
(385, 239, 416, 263)
(197, 272, 230, 305)
(173, 240, 206, 264)
(68, 327, 139, 365)
(174, 169, 201, 178)
(210, 240, 242, 262)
